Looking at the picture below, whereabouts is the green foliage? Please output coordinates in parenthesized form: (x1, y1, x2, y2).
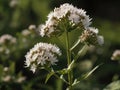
(103, 80, 120, 90)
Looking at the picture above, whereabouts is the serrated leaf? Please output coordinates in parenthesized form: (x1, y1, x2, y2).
(45, 71, 55, 83)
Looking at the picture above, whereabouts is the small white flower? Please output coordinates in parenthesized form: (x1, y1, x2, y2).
(88, 27, 99, 34)
(16, 77, 26, 83)
(9, 0, 19, 8)
(38, 3, 91, 37)
(25, 42, 61, 73)
(97, 36, 104, 46)
(0, 34, 16, 44)
(28, 25, 36, 30)
(3, 67, 9, 72)
(0, 47, 4, 53)
(2, 75, 11, 82)
(111, 50, 120, 60)
(79, 60, 93, 71)
(80, 27, 104, 45)
(21, 29, 31, 36)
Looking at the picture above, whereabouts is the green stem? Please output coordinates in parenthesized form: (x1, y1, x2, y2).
(65, 30, 72, 90)
(53, 73, 69, 84)
(70, 39, 81, 51)
(45, 68, 69, 84)
(74, 44, 88, 61)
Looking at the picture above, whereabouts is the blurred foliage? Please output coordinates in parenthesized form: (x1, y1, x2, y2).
(0, 0, 50, 35)
(0, 0, 120, 90)
(103, 80, 120, 90)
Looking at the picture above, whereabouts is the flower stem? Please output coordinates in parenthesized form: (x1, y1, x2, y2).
(45, 68, 69, 84)
(65, 30, 72, 90)
(70, 39, 81, 51)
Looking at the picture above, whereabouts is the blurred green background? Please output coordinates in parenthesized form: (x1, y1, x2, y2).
(0, 0, 120, 90)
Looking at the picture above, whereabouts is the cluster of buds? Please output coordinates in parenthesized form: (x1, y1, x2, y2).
(80, 27, 104, 45)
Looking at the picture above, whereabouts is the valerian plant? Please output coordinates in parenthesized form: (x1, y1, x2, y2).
(24, 3, 104, 90)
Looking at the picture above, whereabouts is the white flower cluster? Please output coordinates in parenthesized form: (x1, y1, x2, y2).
(9, 0, 19, 8)
(0, 34, 16, 45)
(80, 27, 104, 45)
(21, 29, 31, 36)
(1, 67, 26, 83)
(89, 27, 104, 45)
(2, 75, 12, 82)
(39, 3, 91, 37)
(111, 50, 120, 60)
(25, 42, 61, 73)
(28, 25, 36, 31)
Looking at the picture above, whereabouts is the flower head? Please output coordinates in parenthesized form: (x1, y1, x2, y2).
(0, 34, 16, 45)
(2, 75, 12, 82)
(80, 27, 104, 45)
(39, 3, 91, 37)
(111, 50, 120, 60)
(28, 25, 36, 31)
(21, 29, 31, 36)
(25, 42, 61, 73)
(9, 0, 19, 8)
(16, 77, 26, 83)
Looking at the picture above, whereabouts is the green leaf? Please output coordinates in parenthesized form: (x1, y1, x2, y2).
(82, 64, 100, 79)
(57, 60, 75, 75)
(45, 70, 55, 84)
(76, 44, 88, 59)
(72, 79, 79, 86)
(73, 44, 88, 62)
(72, 64, 102, 87)
(67, 60, 75, 71)
(103, 80, 120, 90)
(60, 75, 69, 84)
(70, 39, 81, 51)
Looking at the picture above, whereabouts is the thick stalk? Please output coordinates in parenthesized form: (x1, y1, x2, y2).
(65, 31, 72, 90)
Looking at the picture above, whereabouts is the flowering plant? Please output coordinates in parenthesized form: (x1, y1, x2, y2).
(25, 3, 104, 90)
